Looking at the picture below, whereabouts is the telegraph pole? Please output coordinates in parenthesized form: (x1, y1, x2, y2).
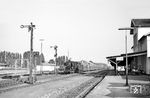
(21, 22, 36, 84)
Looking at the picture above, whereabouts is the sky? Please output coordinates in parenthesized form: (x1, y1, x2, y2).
(0, 0, 150, 63)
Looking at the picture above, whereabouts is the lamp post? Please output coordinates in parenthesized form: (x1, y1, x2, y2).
(20, 22, 36, 84)
(39, 39, 44, 54)
(39, 39, 44, 74)
(50, 45, 58, 74)
(39, 39, 44, 63)
(118, 27, 134, 86)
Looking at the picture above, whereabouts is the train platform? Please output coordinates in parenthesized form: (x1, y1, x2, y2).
(86, 75, 150, 98)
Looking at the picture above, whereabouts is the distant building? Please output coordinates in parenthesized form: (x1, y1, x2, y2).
(107, 19, 150, 74)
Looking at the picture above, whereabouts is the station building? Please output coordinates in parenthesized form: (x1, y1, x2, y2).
(107, 19, 150, 74)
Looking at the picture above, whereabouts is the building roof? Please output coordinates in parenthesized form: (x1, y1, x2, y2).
(106, 51, 147, 59)
(130, 19, 150, 34)
(106, 54, 122, 59)
(120, 50, 147, 57)
(131, 19, 150, 27)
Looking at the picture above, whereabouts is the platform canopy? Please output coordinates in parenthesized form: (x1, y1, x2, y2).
(106, 51, 147, 60)
(106, 51, 147, 67)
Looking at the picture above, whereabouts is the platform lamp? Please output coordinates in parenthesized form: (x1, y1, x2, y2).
(118, 27, 134, 86)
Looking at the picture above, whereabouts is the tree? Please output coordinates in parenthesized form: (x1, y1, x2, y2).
(56, 56, 68, 66)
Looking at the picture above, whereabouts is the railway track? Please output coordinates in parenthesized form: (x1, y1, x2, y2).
(0, 73, 79, 94)
(0, 69, 109, 98)
(56, 70, 109, 98)
(0, 69, 106, 89)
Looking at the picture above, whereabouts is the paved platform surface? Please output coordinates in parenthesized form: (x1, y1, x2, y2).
(86, 75, 150, 98)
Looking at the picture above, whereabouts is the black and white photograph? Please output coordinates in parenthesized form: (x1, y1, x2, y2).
(0, 0, 150, 98)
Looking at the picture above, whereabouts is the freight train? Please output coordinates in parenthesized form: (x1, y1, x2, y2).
(61, 60, 108, 74)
